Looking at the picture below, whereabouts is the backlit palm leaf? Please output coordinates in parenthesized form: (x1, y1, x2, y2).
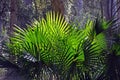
(7, 12, 107, 80)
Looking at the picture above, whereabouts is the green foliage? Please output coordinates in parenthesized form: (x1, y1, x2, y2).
(7, 12, 120, 80)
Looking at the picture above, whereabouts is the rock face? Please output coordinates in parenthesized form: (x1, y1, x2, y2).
(0, 68, 25, 80)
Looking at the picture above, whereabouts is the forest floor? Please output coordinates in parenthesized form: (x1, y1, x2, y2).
(0, 68, 25, 80)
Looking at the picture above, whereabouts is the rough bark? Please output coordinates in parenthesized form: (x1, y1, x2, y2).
(51, 0, 65, 15)
(10, 0, 18, 34)
(101, 0, 114, 20)
(117, 0, 120, 18)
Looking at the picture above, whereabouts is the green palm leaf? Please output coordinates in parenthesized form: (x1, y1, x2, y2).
(7, 12, 107, 80)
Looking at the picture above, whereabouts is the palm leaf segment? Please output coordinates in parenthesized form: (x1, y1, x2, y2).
(8, 12, 104, 79)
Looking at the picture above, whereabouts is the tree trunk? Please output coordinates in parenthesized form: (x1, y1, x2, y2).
(10, 0, 18, 35)
(51, 0, 65, 15)
(102, 0, 110, 20)
(117, 0, 120, 18)
(102, 0, 115, 20)
(33, 0, 38, 19)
